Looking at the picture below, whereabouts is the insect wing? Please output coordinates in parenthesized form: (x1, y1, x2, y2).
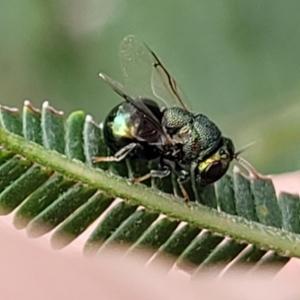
(119, 35, 191, 111)
(119, 36, 155, 100)
(149, 45, 191, 111)
(99, 73, 166, 138)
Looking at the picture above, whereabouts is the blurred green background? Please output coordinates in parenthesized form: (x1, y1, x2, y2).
(1, 0, 300, 174)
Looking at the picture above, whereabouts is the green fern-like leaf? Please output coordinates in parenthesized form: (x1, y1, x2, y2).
(0, 100, 299, 275)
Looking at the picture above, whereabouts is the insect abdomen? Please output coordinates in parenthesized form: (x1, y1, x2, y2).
(103, 100, 163, 160)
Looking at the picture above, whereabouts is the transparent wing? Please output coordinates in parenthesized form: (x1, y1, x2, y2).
(99, 73, 166, 138)
(119, 35, 192, 111)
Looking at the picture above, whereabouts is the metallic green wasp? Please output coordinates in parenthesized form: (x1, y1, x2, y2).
(95, 35, 256, 199)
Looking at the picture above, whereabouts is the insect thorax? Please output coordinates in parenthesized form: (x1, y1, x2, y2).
(162, 107, 222, 163)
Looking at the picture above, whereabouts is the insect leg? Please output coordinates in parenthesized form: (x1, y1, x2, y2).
(92, 143, 137, 163)
(151, 166, 171, 178)
(177, 169, 190, 202)
(130, 165, 171, 184)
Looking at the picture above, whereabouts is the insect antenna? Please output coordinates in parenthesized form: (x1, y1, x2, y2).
(234, 141, 257, 157)
(233, 141, 261, 179)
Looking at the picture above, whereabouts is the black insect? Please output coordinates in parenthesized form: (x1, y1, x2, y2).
(95, 35, 256, 200)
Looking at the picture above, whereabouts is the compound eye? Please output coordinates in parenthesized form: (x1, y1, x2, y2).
(202, 161, 224, 184)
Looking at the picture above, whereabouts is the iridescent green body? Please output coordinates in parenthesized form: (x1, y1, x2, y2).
(99, 34, 236, 188)
(103, 100, 235, 185)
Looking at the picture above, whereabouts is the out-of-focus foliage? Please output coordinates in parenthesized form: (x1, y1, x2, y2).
(1, 0, 300, 174)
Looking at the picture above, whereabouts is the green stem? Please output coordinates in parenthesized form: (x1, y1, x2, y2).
(0, 127, 299, 257)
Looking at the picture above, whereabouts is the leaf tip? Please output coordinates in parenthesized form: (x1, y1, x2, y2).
(42, 101, 64, 116)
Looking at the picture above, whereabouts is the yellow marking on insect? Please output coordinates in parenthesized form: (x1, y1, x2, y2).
(198, 153, 221, 172)
(179, 125, 190, 136)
